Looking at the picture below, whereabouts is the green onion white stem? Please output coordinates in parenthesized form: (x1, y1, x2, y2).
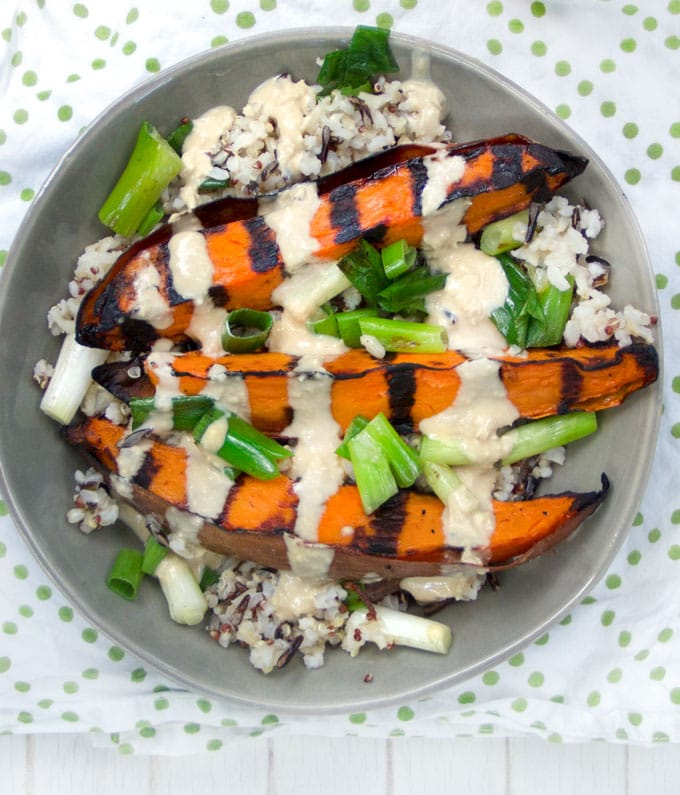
(154, 554, 209, 626)
(116, 502, 208, 625)
(348, 605, 452, 655)
(40, 333, 108, 425)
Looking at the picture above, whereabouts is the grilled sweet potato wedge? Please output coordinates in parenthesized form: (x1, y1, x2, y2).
(63, 416, 608, 580)
(93, 341, 658, 435)
(75, 135, 587, 352)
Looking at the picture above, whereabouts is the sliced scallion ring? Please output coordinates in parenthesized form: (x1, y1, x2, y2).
(222, 308, 273, 353)
(107, 548, 144, 601)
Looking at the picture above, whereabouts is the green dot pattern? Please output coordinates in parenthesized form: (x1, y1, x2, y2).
(0, 0, 679, 754)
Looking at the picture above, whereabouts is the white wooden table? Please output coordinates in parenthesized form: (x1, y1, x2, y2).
(3, 734, 679, 793)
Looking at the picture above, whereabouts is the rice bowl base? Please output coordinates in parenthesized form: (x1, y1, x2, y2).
(0, 28, 661, 712)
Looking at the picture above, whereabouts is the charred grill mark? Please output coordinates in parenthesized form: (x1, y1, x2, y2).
(631, 342, 660, 384)
(568, 473, 609, 512)
(330, 183, 361, 244)
(363, 224, 388, 245)
(119, 318, 159, 351)
(160, 242, 186, 306)
(519, 168, 553, 204)
(131, 450, 161, 493)
(363, 491, 408, 556)
(407, 158, 429, 218)
(192, 197, 260, 229)
(490, 143, 529, 190)
(246, 216, 281, 273)
(208, 284, 230, 307)
(386, 364, 417, 432)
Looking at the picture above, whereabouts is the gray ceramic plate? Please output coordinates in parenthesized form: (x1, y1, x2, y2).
(0, 28, 662, 712)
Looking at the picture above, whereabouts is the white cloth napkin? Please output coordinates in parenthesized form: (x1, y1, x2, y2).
(1, 0, 679, 754)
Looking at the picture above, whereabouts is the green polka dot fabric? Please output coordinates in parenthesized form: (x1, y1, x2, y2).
(1, 0, 680, 754)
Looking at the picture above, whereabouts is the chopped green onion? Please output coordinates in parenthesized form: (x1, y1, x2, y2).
(166, 118, 194, 154)
(40, 333, 109, 425)
(381, 238, 417, 280)
(346, 413, 419, 512)
(501, 411, 597, 465)
(199, 566, 220, 591)
(419, 411, 598, 468)
(193, 406, 290, 480)
(363, 412, 421, 488)
(337, 239, 389, 305)
(421, 460, 463, 504)
(336, 307, 381, 348)
(479, 210, 529, 256)
(107, 548, 144, 601)
(358, 317, 447, 354)
(137, 200, 164, 237)
(98, 121, 182, 237)
(154, 555, 208, 625)
(335, 415, 370, 460)
(307, 305, 340, 337)
(316, 25, 399, 96)
(343, 583, 369, 613)
(222, 308, 273, 353)
(198, 176, 231, 193)
(347, 427, 398, 515)
(129, 394, 215, 431)
(141, 536, 169, 576)
(525, 275, 575, 348)
(490, 253, 544, 348)
(419, 435, 470, 467)
(377, 266, 446, 314)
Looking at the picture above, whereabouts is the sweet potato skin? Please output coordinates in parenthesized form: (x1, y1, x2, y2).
(62, 416, 608, 580)
(75, 135, 587, 352)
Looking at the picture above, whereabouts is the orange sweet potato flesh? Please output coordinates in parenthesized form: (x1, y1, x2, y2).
(75, 135, 587, 352)
(93, 341, 659, 435)
(63, 416, 607, 580)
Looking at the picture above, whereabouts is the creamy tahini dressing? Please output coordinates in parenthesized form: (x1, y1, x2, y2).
(199, 414, 229, 454)
(132, 262, 173, 329)
(144, 352, 181, 410)
(168, 214, 214, 301)
(180, 105, 236, 210)
(420, 359, 518, 463)
(400, 570, 485, 603)
(204, 365, 251, 421)
(270, 571, 331, 622)
(421, 151, 466, 217)
(419, 358, 519, 548)
(268, 310, 348, 361)
(283, 367, 345, 543)
(186, 301, 229, 356)
(184, 440, 233, 520)
(116, 438, 152, 480)
(283, 534, 335, 579)
(425, 237, 510, 357)
(260, 182, 323, 274)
